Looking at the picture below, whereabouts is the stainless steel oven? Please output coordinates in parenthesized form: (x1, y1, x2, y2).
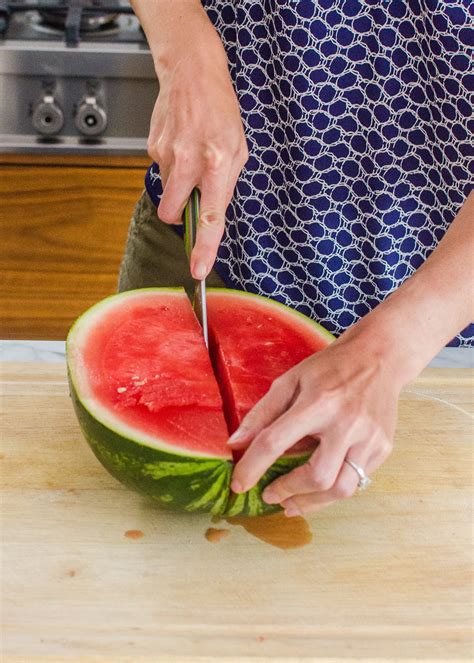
(0, 0, 156, 155)
(0, 1, 156, 340)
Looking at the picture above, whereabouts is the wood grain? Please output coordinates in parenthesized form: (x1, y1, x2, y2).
(0, 161, 147, 339)
(1, 363, 473, 661)
(0, 154, 150, 168)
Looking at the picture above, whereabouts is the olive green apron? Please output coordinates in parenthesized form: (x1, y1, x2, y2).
(117, 191, 226, 296)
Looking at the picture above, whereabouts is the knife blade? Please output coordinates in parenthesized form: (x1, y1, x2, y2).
(183, 188, 209, 348)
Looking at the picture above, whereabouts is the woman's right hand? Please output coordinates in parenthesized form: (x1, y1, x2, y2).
(144, 4, 248, 280)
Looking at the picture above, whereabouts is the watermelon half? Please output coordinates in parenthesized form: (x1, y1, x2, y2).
(66, 288, 334, 516)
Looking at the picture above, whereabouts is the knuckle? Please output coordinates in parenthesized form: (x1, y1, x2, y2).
(157, 199, 177, 224)
(157, 207, 175, 224)
(171, 142, 187, 162)
(257, 428, 287, 455)
(308, 467, 333, 491)
(311, 472, 332, 492)
(312, 389, 336, 411)
(334, 481, 355, 500)
(199, 211, 224, 229)
(257, 433, 276, 455)
(269, 375, 284, 393)
(364, 419, 379, 441)
(173, 152, 194, 176)
(378, 436, 393, 460)
(148, 138, 168, 165)
(146, 140, 155, 161)
(237, 143, 249, 166)
(270, 369, 297, 393)
(147, 143, 161, 164)
(203, 147, 226, 173)
(341, 402, 362, 428)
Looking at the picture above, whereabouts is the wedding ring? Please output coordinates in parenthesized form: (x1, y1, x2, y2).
(344, 458, 372, 490)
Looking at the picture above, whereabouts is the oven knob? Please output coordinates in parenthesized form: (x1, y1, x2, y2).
(32, 95, 64, 136)
(75, 96, 107, 136)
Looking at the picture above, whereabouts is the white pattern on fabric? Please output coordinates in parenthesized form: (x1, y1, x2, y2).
(145, 0, 474, 346)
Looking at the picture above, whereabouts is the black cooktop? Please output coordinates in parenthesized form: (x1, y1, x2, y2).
(0, 0, 145, 46)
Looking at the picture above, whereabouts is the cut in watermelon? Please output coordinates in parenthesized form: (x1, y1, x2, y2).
(208, 289, 329, 433)
(67, 288, 334, 516)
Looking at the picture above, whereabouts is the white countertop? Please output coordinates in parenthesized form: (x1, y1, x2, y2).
(0, 340, 473, 368)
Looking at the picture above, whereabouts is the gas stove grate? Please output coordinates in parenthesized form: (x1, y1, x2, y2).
(0, 1, 135, 46)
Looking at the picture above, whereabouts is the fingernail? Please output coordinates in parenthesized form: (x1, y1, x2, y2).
(262, 490, 279, 504)
(285, 507, 302, 518)
(231, 480, 244, 493)
(227, 428, 245, 445)
(193, 262, 207, 280)
(283, 499, 302, 517)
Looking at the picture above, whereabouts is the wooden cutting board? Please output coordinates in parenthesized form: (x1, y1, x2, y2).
(1, 362, 473, 661)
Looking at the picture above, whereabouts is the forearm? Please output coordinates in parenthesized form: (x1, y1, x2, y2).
(130, 0, 226, 78)
(342, 191, 474, 386)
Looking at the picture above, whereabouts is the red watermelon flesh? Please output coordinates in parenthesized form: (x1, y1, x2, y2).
(68, 288, 336, 516)
(72, 289, 332, 464)
(207, 290, 329, 455)
(78, 290, 231, 458)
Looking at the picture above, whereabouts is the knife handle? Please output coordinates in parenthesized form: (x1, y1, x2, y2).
(183, 188, 200, 260)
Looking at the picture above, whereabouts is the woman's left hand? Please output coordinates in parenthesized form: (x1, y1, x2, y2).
(228, 328, 405, 517)
(229, 190, 474, 516)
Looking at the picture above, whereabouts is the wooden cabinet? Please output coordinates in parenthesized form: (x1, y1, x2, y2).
(0, 154, 150, 339)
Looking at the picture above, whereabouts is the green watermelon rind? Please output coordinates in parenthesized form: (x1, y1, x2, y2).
(68, 367, 233, 515)
(225, 454, 313, 517)
(69, 370, 310, 517)
(66, 287, 233, 516)
(66, 287, 335, 517)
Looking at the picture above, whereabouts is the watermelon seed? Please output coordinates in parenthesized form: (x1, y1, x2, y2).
(117, 387, 127, 393)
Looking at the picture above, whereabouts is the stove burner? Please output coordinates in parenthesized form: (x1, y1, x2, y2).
(1, 1, 137, 46)
(39, 9, 118, 32)
(32, 9, 120, 38)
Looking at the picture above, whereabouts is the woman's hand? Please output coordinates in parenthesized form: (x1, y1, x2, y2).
(132, 7, 473, 518)
(228, 329, 404, 517)
(228, 189, 474, 517)
(135, 1, 248, 280)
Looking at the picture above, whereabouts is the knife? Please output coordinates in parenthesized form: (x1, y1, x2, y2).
(184, 188, 209, 348)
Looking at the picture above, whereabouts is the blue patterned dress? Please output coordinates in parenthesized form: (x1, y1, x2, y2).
(145, 0, 473, 347)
